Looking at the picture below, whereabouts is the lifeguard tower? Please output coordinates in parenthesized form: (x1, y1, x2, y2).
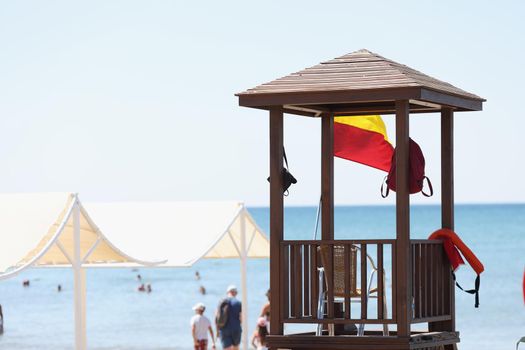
(236, 49, 485, 350)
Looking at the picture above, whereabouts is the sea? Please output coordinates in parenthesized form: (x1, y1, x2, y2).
(0, 204, 523, 350)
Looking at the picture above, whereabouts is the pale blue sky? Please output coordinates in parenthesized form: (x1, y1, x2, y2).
(0, 1, 523, 206)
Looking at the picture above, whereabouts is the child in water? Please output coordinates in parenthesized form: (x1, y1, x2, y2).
(251, 317, 268, 350)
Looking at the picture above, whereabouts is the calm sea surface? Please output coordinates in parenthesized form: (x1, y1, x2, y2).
(0, 204, 523, 350)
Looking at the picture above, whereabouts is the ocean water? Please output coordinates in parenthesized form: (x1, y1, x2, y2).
(0, 204, 523, 350)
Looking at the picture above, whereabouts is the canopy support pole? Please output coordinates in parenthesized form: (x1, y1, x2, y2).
(73, 199, 87, 350)
(240, 207, 249, 350)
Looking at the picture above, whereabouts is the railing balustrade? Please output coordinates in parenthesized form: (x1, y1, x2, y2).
(280, 239, 454, 332)
(411, 240, 453, 323)
(280, 239, 396, 328)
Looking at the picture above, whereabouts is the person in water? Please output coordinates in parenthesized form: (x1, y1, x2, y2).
(0, 304, 4, 335)
(259, 289, 270, 331)
(138, 284, 145, 292)
(190, 303, 216, 350)
(251, 317, 268, 350)
(57, 284, 62, 292)
(199, 285, 206, 295)
(146, 284, 152, 293)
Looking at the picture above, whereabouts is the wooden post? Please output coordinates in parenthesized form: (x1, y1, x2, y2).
(321, 113, 334, 241)
(321, 113, 334, 319)
(431, 107, 456, 335)
(441, 108, 454, 232)
(269, 108, 284, 336)
(395, 100, 411, 337)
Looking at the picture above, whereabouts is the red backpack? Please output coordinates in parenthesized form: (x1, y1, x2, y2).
(381, 138, 433, 198)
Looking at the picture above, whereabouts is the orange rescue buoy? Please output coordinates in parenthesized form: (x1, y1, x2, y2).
(429, 228, 484, 307)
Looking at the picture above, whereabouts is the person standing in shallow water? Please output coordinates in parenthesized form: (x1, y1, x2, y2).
(216, 285, 242, 350)
(0, 304, 4, 335)
(259, 289, 270, 325)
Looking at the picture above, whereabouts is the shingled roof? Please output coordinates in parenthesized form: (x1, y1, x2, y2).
(237, 49, 484, 115)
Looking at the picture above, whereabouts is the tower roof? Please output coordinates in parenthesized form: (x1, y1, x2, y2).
(237, 49, 484, 116)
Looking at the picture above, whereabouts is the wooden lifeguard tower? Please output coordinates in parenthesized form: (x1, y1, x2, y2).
(236, 49, 485, 350)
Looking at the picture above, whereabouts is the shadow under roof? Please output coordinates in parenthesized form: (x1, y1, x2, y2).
(236, 49, 485, 116)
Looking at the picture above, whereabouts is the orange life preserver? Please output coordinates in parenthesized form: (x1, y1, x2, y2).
(429, 228, 484, 307)
(429, 228, 484, 274)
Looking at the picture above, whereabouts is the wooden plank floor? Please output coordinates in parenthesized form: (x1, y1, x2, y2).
(266, 331, 459, 350)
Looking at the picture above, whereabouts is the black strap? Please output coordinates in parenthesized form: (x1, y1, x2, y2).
(380, 176, 390, 198)
(283, 147, 289, 196)
(452, 272, 480, 308)
(283, 147, 290, 170)
(421, 176, 434, 197)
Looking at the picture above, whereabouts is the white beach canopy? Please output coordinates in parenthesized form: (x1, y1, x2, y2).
(83, 201, 268, 266)
(84, 201, 269, 350)
(0, 194, 269, 350)
(0, 193, 157, 276)
(0, 192, 161, 350)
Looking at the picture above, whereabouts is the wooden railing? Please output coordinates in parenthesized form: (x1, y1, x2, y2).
(280, 240, 396, 326)
(410, 240, 453, 323)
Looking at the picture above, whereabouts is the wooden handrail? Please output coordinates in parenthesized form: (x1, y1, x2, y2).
(281, 239, 396, 245)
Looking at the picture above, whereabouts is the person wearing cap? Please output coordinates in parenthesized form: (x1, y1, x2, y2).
(190, 303, 216, 350)
(216, 285, 242, 350)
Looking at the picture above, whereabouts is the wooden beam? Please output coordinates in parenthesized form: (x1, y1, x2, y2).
(321, 113, 334, 241)
(269, 108, 284, 335)
(249, 103, 460, 118)
(395, 100, 411, 337)
(430, 107, 456, 337)
(408, 99, 442, 109)
(283, 104, 329, 116)
(441, 108, 454, 231)
(331, 105, 436, 116)
(420, 88, 483, 111)
(321, 113, 334, 319)
(238, 86, 483, 112)
(238, 86, 421, 108)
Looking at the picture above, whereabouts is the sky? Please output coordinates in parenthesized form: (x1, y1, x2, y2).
(0, 0, 523, 206)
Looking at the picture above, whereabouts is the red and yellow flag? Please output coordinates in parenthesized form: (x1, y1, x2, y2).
(334, 115, 393, 172)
